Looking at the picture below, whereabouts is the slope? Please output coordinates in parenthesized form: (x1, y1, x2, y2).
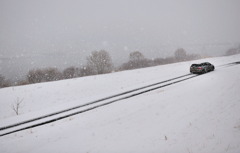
(0, 54, 240, 153)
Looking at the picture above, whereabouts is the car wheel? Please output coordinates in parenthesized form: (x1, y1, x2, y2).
(203, 69, 207, 74)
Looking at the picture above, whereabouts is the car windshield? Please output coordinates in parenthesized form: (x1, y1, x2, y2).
(192, 64, 201, 67)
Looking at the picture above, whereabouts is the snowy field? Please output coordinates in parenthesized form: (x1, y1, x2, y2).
(0, 54, 240, 153)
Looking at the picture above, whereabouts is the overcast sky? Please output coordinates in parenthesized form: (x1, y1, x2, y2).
(0, 0, 240, 80)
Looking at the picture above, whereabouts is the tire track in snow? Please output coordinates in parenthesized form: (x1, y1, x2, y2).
(0, 74, 196, 136)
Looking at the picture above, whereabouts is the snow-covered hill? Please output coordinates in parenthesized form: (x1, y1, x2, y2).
(0, 54, 240, 153)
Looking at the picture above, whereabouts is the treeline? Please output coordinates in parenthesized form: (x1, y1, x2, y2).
(119, 48, 200, 70)
(1, 48, 202, 88)
(0, 75, 11, 88)
(21, 50, 114, 85)
(225, 46, 240, 56)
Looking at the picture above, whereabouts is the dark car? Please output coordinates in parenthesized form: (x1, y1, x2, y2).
(190, 62, 215, 74)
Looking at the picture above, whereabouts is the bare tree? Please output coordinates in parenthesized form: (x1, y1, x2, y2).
(0, 74, 5, 87)
(86, 50, 113, 74)
(12, 98, 24, 115)
(63, 67, 77, 79)
(16, 80, 29, 86)
(153, 58, 165, 66)
(27, 69, 44, 83)
(125, 51, 149, 69)
(129, 51, 145, 61)
(27, 67, 62, 83)
(174, 48, 187, 61)
(79, 66, 95, 77)
(0, 74, 11, 88)
(119, 51, 151, 70)
(43, 68, 62, 82)
(225, 46, 240, 56)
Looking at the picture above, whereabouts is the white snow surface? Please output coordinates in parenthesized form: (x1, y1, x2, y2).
(0, 54, 240, 153)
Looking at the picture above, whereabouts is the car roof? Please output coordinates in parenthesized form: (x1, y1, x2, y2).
(191, 62, 211, 66)
(192, 62, 210, 64)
